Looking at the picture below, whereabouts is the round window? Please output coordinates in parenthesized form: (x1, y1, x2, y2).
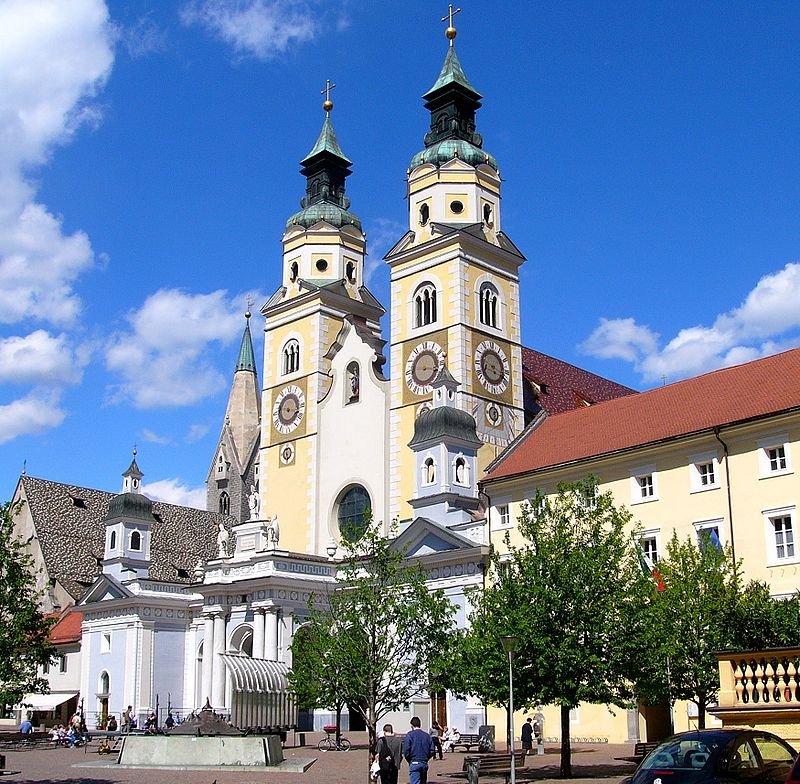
(315, 258, 328, 272)
(450, 200, 464, 214)
(337, 486, 371, 543)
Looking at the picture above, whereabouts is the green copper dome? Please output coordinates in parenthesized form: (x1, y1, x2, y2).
(410, 139, 498, 172)
(286, 202, 362, 230)
(106, 492, 154, 522)
(408, 406, 482, 448)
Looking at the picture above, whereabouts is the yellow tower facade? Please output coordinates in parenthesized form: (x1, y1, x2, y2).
(386, 44, 526, 522)
(260, 101, 389, 554)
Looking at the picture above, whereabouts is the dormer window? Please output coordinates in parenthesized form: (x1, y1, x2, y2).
(130, 530, 142, 552)
(282, 339, 300, 375)
(414, 283, 437, 328)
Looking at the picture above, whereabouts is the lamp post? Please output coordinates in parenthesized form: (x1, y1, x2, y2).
(499, 635, 518, 784)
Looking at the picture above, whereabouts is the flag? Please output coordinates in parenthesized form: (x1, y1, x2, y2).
(637, 544, 665, 592)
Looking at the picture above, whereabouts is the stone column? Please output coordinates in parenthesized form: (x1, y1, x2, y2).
(211, 610, 227, 709)
(252, 607, 266, 660)
(201, 613, 214, 705)
(265, 607, 279, 661)
(281, 610, 294, 664)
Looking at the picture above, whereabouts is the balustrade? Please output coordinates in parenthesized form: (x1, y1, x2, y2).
(716, 648, 800, 711)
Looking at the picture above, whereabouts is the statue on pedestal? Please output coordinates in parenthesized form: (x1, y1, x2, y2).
(264, 514, 280, 548)
(247, 484, 260, 520)
(216, 523, 229, 558)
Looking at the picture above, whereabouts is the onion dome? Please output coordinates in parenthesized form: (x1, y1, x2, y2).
(409, 405, 482, 448)
(106, 491, 155, 522)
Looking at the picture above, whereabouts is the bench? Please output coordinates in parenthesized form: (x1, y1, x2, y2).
(448, 733, 492, 753)
(0, 731, 52, 751)
(449, 751, 527, 784)
(615, 741, 659, 764)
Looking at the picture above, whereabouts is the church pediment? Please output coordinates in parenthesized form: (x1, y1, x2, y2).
(77, 574, 133, 605)
(392, 517, 476, 558)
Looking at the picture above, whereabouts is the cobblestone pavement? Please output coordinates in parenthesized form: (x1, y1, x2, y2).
(1, 732, 637, 784)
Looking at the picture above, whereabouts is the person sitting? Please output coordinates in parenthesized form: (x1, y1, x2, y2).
(19, 716, 33, 734)
(164, 712, 175, 729)
(442, 727, 459, 753)
(106, 715, 118, 732)
(97, 738, 113, 754)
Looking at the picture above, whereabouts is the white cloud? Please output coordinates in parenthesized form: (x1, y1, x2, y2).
(143, 478, 206, 509)
(0, 390, 65, 445)
(0, 0, 114, 328)
(186, 423, 211, 442)
(364, 218, 404, 284)
(181, 0, 317, 60)
(0, 330, 88, 385)
(105, 288, 262, 408)
(581, 262, 800, 384)
(141, 429, 172, 445)
(120, 13, 167, 58)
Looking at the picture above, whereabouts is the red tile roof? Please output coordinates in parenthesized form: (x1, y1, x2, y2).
(48, 608, 83, 645)
(521, 347, 637, 415)
(485, 348, 800, 483)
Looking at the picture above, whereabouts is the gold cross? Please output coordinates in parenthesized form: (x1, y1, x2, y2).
(321, 79, 336, 112)
(441, 4, 461, 46)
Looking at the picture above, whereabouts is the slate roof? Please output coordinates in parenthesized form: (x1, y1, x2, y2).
(521, 347, 637, 416)
(485, 348, 800, 483)
(20, 475, 234, 601)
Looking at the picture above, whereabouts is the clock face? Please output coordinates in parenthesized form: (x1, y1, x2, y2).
(405, 341, 445, 396)
(272, 385, 306, 434)
(475, 340, 510, 395)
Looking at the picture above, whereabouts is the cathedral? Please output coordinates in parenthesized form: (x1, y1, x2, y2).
(12, 28, 633, 734)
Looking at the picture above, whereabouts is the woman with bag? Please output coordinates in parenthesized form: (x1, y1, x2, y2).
(373, 724, 403, 784)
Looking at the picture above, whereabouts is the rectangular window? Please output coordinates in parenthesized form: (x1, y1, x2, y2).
(641, 535, 659, 564)
(758, 436, 793, 478)
(631, 466, 658, 504)
(698, 462, 715, 486)
(101, 632, 111, 654)
(498, 504, 510, 528)
(59, 655, 67, 673)
(43, 660, 50, 675)
(638, 475, 654, 498)
(773, 516, 795, 560)
(694, 519, 725, 550)
(768, 446, 787, 472)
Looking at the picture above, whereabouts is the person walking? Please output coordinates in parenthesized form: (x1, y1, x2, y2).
(374, 724, 403, 784)
(521, 717, 533, 754)
(403, 717, 434, 784)
(430, 721, 443, 760)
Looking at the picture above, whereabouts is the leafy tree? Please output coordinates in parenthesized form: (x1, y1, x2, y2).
(290, 519, 456, 778)
(643, 532, 796, 728)
(0, 502, 55, 709)
(442, 477, 649, 777)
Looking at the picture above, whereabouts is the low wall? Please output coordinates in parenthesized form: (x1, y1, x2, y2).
(119, 735, 284, 767)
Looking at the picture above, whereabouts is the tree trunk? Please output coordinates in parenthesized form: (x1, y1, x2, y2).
(560, 705, 572, 778)
(697, 697, 706, 729)
(336, 704, 342, 743)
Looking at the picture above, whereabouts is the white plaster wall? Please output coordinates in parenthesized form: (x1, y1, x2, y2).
(317, 324, 389, 551)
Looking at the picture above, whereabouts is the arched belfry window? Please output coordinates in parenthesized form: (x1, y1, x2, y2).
(419, 203, 430, 226)
(109, 530, 117, 550)
(422, 457, 436, 485)
(130, 530, 142, 552)
(479, 282, 499, 329)
(414, 283, 438, 328)
(219, 491, 230, 515)
(283, 339, 300, 375)
(454, 456, 469, 486)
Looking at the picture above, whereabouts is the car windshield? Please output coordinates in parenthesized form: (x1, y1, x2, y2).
(641, 739, 714, 771)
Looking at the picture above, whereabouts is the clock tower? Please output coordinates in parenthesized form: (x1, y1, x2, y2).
(259, 89, 389, 555)
(385, 29, 525, 522)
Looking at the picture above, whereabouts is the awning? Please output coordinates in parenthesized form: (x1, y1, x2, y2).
(220, 654, 289, 693)
(18, 691, 78, 711)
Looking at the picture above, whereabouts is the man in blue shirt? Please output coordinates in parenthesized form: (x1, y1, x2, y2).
(402, 717, 434, 784)
(19, 716, 33, 734)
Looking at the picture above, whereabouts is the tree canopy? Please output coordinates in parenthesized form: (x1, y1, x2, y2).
(0, 502, 55, 709)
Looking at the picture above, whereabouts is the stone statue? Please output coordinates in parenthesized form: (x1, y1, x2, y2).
(266, 514, 280, 548)
(247, 484, 260, 520)
(216, 523, 229, 558)
(193, 558, 206, 583)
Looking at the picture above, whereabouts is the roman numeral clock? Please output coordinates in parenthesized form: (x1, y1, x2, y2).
(404, 341, 446, 397)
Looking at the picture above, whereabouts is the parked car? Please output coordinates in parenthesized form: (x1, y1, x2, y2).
(621, 729, 797, 784)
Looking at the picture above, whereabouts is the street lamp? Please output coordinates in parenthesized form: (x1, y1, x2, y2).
(499, 635, 518, 784)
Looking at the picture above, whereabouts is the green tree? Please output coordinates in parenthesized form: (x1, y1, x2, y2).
(0, 502, 55, 709)
(442, 478, 649, 777)
(643, 531, 795, 728)
(290, 520, 456, 778)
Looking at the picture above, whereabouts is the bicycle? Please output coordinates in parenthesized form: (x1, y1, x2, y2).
(317, 726, 351, 752)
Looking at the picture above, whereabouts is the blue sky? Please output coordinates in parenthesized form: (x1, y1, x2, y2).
(1, 0, 799, 505)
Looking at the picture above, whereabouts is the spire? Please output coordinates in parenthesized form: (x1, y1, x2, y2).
(286, 81, 361, 230)
(235, 309, 256, 373)
(122, 448, 143, 494)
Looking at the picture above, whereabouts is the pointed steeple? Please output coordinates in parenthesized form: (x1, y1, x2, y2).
(122, 449, 143, 494)
(286, 84, 361, 230)
(235, 309, 256, 373)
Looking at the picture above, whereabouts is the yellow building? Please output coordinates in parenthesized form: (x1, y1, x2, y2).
(481, 347, 800, 742)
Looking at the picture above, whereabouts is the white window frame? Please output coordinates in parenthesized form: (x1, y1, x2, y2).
(689, 450, 720, 493)
(413, 282, 438, 329)
(693, 518, 726, 548)
(758, 435, 793, 479)
(101, 632, 112, 654)
(638, 529, 661, 567)
(129, 529, 142, 552)
(421, 455, 436, 487)
(630, 465, 658, 505)
(763, 506, 798, 566)
(496, 503, 511, 529)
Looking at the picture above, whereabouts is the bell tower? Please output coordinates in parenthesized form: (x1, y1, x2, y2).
(385, 16, 526, 522)
(259, 85, 389, 555)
